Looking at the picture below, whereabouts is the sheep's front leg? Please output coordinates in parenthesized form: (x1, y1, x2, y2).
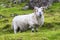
(35, 27, 38, 32)
(29, 22, 35, 32)
(35, 25, 39, 32)
(29, 25, 34, 32)
(31, 26, 35, 32)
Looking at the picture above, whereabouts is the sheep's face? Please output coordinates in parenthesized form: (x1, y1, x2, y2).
(34, 7, 44, 17)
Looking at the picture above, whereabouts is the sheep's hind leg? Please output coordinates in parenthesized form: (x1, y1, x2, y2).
(19, 26, 24, 33)
(14, 25, 18, 34)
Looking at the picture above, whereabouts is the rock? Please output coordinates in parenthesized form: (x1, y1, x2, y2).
(22, 5, 29, 10)
(3, 24, 11, 29)
(25, 0, 60, 9)
(10, 13, 18, 17)
(17, 0, 22, 4)
(28, 0, 49, 9)
(0, 4, 6, 8)
(2, 19, 8, 23)
(58, 0, 60, 2)
(10, 0, 26, 4)
(21, 0, 25, 2)
(0, 15, 3, 19)
(0, 15, 6, 19)
(13, 0, 16, 4)
(17, 0, 26, 4)
(0, 3, 11, 8)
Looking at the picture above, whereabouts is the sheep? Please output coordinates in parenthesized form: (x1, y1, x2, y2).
(12, 7, 44, 34)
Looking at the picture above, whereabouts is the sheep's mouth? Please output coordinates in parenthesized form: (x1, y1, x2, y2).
(36, 14, 42, 17)
(40, 14, 42, 17)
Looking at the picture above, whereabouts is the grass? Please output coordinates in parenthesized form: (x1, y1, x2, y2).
(0, 2, 60, 40)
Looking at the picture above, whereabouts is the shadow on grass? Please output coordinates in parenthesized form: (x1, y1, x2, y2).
(0, 22, 60, 35)
(41, 22, 60, 30)
(0, 24, 14, 35)
(42, 22, 54, 29)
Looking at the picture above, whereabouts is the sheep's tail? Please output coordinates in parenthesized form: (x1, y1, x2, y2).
(11, 22, 14, 30)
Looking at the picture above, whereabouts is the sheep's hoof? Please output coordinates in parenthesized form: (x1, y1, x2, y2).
(32, 30, 34, 32)
(20, 30, 23, 33)
(36, 30, 38, 32)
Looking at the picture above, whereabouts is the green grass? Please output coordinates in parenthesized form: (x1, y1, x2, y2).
(0, 2, 60, 40)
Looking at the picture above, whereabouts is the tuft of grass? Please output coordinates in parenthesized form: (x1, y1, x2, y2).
(0, 2, 60, 40)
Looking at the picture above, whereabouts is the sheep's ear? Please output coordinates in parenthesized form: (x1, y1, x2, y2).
(40, 7, 44, 10)
(40, 7, 45, 11)
(34, 6, 38, 12)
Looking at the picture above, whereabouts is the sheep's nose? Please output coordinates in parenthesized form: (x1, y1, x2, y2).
(39, 12, 41, 16)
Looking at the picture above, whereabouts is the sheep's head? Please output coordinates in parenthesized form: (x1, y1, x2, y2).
(34, 7, 44, 17)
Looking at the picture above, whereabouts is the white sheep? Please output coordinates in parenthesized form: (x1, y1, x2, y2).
(12, 7, 44, 34)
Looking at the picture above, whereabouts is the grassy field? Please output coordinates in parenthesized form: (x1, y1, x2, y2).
(0, 3, 60, 40)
